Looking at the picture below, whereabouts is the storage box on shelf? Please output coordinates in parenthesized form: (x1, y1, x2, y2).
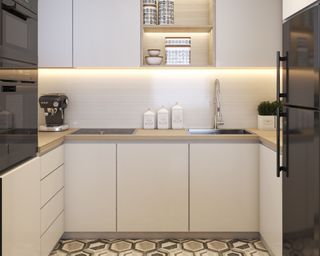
(141, 0, 215, 67)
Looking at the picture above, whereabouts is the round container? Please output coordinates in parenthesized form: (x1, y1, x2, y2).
(148, 49, 161, 56)
(145, 56, 163, 65)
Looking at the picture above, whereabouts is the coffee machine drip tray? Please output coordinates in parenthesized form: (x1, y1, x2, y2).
(39, 124, 69, 132)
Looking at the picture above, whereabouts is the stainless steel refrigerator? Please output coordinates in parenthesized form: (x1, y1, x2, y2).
(277, 2, 320, 255)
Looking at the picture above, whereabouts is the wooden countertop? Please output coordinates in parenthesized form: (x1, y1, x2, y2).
(247, 128, 279, 152)
(38, 128, 279, 154)
(38, 129, 77, 155)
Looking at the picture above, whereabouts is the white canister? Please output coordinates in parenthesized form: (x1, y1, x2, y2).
(157, 106, 169, 129)
(171, 102, 183, 129)
(143, 109, 156, 129)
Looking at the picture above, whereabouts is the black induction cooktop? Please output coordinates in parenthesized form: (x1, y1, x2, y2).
(73, 129, 135, 135)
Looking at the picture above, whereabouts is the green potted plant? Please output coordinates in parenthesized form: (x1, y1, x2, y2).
(257, 101, 282, 130)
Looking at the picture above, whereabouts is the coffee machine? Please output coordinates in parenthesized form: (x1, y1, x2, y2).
(39, 94, 69, 132)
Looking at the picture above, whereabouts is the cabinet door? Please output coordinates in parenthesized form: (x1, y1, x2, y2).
(117, 144, 188, 232)
(190, 143, 259, 232)
(73, 0, 140, 67)
(259, 145, 282, 256)
(65, 143, 116, 232)
(283, 0, 317, 20)
(1, 157, 41, 256)
(216, 0, 281, 67)
(38, 0, 73, 67)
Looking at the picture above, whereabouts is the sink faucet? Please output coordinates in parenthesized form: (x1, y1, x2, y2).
(213, 79, 224, 129)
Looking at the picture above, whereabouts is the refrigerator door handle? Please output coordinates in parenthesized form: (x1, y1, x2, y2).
(276, 51, 288, 100)
(276, 51, 289, 178)
(276, 109, 288, 177)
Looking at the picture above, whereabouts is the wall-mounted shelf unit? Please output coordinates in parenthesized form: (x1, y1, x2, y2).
(141, 0, 216, 67)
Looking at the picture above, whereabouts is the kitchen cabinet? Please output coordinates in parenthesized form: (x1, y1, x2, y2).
(190, 143, 259, 232)
(1, 157, 41, 256)
(64, 142, 116, 232)
(38, 0, 73, 67)
(283, 0, 317, 20)
(117, 143, 188, 232)
(73, 0, 140, 67)
(40, 145, 65, 256)
(259, 145, 282, 256)
(215, 0, 282, 67)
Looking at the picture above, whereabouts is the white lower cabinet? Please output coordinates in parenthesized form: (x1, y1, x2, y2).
(1, 157, 41, 256)
(190, 143, 259, 232)
(259, 145, 282, 256)
(117, 143, 189, 232)
(40, 213, 64, 256)
(65, 143, 116, 232)
(40, 145, 65, 256)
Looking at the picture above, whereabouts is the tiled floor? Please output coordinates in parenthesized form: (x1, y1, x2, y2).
(50, 239, 270, 256)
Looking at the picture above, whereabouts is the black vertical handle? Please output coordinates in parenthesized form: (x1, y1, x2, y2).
(276, 51, 288, 178)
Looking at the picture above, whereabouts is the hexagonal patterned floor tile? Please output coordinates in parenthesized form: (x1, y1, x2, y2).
(61, 241, 86, 253)
(195, 249, 219, 256)
(222, 251, 244, 256)
(253, 241, 268, 251)
(159, 240, 181, 252)
(147, 250, 168, 256)
(135, 240, 157, 252)
(119, 250, 143, 256)
(182, 240, 205, 252)
(51, 238, 269, 256)
(207, 240, 229, 252)
(110, 241, 133, 252)
(85, 240, 109, 252)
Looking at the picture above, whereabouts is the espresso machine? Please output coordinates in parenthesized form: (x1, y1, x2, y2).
(39, 94, 69, 132)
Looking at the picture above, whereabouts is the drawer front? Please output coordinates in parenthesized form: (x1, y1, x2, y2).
(41, 145, 64, 179)
(41, 189, 64, 235)
(41, 165, 64, 207)
(41, 212, 64, 256)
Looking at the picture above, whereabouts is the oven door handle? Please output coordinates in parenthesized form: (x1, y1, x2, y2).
(2, 0, 15, 7)
(2, 0, 36, 20)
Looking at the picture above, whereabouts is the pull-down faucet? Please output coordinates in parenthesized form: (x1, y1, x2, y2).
(213, 79, 224, 129)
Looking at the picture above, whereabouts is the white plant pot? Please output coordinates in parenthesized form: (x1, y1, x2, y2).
(258, 115, 276, 130)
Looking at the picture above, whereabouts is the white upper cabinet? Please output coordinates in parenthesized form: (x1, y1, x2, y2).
(73, 0, 141, 67)
(283, 0, 317, 20)
(216, 0, 282, 67)
(38, 0, 73, 67)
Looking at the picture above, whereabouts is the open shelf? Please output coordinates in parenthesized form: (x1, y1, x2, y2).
(140, 0, 216, 67)
(143, 25, 213, 33)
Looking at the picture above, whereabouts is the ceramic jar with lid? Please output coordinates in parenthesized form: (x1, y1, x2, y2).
(157, 106, 169, 129)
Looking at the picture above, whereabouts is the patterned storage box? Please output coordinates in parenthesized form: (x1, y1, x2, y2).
(165, 37, 191, 65)
(158, 0, 174, 25)
(143, 4, 157, 25)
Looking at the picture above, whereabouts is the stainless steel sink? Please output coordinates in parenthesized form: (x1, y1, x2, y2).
(188, 129, 252, 135)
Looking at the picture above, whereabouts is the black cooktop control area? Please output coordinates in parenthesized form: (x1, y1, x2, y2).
(73, 129, 135, 135)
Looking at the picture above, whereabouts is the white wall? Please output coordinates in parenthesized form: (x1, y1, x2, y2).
(38, 68, 276, 129)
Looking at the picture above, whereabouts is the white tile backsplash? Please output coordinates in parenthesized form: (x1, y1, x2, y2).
(38, 68, 276, 129)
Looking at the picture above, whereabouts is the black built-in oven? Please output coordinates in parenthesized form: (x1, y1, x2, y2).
(0, 0, 37, 64)
(0, 59, 37, 172)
